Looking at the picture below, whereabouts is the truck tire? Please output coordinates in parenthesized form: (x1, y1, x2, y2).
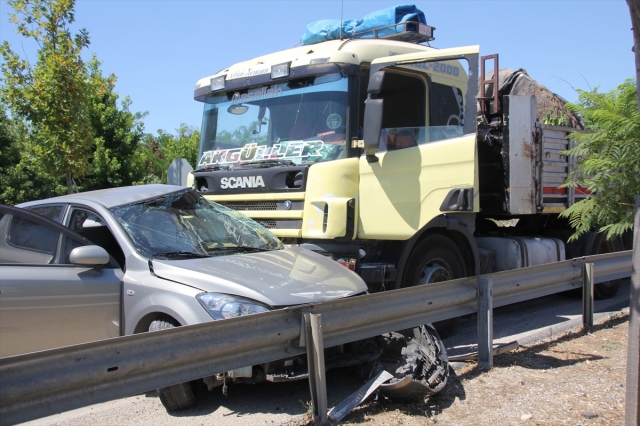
(149, 316, 198, 411)
(579, 232, 624, 299)
(402, 235, 467, 337)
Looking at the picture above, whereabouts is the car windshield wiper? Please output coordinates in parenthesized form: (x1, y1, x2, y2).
(207, 246, 272, 254)
(152, 251, 210, 259)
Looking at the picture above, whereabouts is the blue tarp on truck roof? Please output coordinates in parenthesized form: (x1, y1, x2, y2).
(301, 4, 427, 46)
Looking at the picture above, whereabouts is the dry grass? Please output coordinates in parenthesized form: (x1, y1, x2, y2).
(302, 312, 630, 425)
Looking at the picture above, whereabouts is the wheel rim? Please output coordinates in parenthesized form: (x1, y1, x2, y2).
(418, 261, 452, 285)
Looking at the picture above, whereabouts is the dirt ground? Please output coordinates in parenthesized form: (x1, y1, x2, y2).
(303, 312, 631, 426)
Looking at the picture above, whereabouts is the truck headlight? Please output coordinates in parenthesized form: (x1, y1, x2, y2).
(196, 293, 270, 320)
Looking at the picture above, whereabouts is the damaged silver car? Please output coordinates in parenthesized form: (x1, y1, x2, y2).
(1, 185, 447, 411)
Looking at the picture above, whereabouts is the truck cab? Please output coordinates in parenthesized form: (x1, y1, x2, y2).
(191, 11, 622, 302)
(192, 21, 482, 291)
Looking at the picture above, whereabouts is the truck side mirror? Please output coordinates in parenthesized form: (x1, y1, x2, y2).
(363, 70, 386, 162)
(367, 71, 385, 95)
(363, 98, 383, 162)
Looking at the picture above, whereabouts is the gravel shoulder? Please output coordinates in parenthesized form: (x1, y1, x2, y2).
(335, 311, 630, 426)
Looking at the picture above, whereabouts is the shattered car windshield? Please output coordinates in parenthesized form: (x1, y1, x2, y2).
(110, 189, 284, 259)
(197, 73, 348, 170)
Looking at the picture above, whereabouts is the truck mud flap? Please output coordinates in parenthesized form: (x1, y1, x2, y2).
(378, 324, 449, 400)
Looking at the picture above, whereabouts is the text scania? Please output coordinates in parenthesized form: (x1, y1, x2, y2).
(198, 141, 324, 167)
(220, 176, 266, 189)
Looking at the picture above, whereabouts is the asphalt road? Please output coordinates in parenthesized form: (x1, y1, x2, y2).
(21, 281, 632, 426)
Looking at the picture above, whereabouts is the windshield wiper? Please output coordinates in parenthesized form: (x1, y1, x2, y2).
(239, 159, 297, 168)
(195, 165, 231, 173)
(152, 251, 210, 259)
(207, 246, 272, 254)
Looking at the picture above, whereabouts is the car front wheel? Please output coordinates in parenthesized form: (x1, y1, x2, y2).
(149, 316, 198, 411)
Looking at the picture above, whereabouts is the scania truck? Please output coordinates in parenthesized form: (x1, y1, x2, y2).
(190, 11, 624, 310)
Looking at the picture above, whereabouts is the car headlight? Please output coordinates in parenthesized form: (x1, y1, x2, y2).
(196, 293, 270, 320)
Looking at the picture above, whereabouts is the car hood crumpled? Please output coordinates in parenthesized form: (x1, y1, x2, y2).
(150, 246, 366, 307)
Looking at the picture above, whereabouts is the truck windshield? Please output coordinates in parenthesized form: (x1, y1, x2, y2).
(197, 73, 348, 170)
(110, 189, 284, 259)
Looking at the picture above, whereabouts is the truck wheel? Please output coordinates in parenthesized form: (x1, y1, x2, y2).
(402, 235, 467, 337)
(149, 316, 198, 411)
(580, 232, 624, 299)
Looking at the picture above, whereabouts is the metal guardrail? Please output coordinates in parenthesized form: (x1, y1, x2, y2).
(0, 251, 632, 425)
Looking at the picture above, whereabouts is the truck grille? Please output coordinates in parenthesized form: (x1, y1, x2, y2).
(256, 219, 302, 230)
(220, 201, 278, 211)
(219, 201, 304, 211)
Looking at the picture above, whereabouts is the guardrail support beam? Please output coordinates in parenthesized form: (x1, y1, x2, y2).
(304, 312, 328, 424)
(478, 276, 493, 369)
(582, 263, 594, 329)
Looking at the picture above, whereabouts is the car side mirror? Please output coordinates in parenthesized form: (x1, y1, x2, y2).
(69, 245, 110, 266)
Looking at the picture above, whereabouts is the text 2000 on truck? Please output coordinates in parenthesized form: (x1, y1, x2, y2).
(190, 6, 626, 329)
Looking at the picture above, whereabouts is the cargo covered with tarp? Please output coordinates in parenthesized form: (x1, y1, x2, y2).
(301, 4, 428, 46)
(484, 68, 584, 129)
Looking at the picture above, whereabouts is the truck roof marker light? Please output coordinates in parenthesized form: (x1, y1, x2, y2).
(210, 76, 226, 93)
(271, 62, 290, 79)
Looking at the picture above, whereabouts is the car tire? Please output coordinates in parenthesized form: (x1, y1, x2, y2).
(149, 316, 198, 411)
(402, 235, 467, 337)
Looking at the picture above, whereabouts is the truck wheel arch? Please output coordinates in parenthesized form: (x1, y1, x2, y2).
(393, 215, 479, 289)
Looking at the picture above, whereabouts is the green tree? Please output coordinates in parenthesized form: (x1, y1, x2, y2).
(161, 124, 200, 169)
(80, 56, 146, 191)
(0, 104, 63, 204)
(133, 125, 200, 184)
(1, 0, 93, 194)
(134, 133, 169, 185)
(560, 80, 640, 240)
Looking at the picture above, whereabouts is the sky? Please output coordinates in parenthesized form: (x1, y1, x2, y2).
(0, 0, 634, 136)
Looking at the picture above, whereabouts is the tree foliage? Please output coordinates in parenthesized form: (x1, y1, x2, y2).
(0, 104, 64, 204)
(560, 80, 640, 241)
(0, 0, 93, 194)
(80, 57, 146, 191)
(134, 125, 200, 184)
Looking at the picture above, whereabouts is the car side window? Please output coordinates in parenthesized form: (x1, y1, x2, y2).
(28, 204, 66, 223)
(1, 215, 62, 264)
(0, 206, 109, 266)
(7, 216, 59, 257)
(68, 208, 125, 269)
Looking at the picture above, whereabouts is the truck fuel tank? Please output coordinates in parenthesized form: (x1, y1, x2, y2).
(475, 236, 565, 272)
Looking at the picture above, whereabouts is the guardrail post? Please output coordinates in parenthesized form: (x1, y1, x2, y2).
(304, 312, 328, 424)
(625, 196, 640, 426)
(478, 276, 493, 369)
(582, 262, 595, 329)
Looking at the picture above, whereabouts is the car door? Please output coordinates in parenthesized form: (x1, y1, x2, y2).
(0, 205, 123, 358)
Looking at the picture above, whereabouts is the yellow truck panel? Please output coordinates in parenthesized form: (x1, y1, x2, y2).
(358, 134, 477, 240)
